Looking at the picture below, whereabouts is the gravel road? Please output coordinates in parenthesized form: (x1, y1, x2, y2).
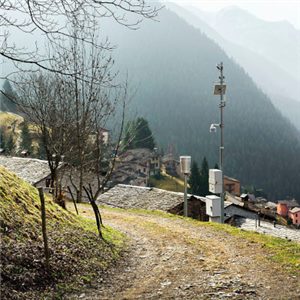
(68, 205, 300, 300)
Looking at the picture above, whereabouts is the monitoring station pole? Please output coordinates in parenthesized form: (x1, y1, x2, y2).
(218, 62, 225, 224)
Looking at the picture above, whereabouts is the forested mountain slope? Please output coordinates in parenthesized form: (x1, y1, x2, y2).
(164, 3, 300, 131)
(100, 7, 300, 201)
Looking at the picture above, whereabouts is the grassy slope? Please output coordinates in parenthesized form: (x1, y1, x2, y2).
(0, 166, 126, 300)
(0, 111, 23, 144)
(0, 111, 24, 127)
(150, 174, 186, 193)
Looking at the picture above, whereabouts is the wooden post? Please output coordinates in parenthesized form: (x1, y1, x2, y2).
(38, 187, 50, 273)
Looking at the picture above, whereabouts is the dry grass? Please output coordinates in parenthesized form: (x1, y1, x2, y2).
(0, 166, 127, 300)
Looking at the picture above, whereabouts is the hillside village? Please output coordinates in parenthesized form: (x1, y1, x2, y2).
(1, 142, 299, 236)
(0, 110, 299, 235)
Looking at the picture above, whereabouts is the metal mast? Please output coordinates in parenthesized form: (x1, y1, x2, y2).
(218, 62, 225, 223)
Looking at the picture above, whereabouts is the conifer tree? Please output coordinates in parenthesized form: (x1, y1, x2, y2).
(122, 117, 155, 150)
(188, 161, 201, 195)
(0, 133, 6, 150)
(20, 121, 33, 152)
(0, 80, 18, 113)
(122, 120, 134, 150)
(199, 156, 209, 196)
(6, 135, 16, 155)
(36, 139, 47, 160)
(134, 117, 155, 150)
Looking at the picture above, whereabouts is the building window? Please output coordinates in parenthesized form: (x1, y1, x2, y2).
(296, 220, 298, 224)
(144, 168, 146, 172)
(46, 179, 51, 187)
(296, 214, 298, 217)
(156, 163, 158, 167)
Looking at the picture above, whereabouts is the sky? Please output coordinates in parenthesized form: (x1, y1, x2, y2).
(168, 0, 300, 30)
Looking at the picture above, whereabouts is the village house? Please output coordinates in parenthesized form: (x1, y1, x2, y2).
(111, 168, 148, 187)
(96, 184, 208, 221)
(0, 156, 113, 201)
(0, 156, 56, 186)
(97, 184, 189, 211)
(277, 200, 300, 217)
(161, 154, 181, 178)
(224, 175, 240, 195)
(265, 201, 277, 212)
(288, 207, 300, 225)
(89, 128, 110, 146)
(117, 148, 161, 176)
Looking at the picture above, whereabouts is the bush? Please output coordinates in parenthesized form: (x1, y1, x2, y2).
(154, 171, 164, 180)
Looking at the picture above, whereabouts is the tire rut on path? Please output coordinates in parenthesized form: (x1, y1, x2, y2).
(69, 206, 300, 300)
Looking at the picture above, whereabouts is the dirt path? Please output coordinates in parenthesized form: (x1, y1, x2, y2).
(68, 204, 300, 300)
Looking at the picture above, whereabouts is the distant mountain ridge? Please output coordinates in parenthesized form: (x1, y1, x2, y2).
(186, 5, 300, 82)
(165, 2, 300, 131)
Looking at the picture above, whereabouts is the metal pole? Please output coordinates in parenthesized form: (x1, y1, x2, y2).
(219, 62, 225, 224)
(184, 174, 188, 217)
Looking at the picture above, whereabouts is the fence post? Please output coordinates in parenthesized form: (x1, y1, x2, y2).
(38, 187, 50, 273)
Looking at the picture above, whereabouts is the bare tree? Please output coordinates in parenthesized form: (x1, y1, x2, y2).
(50, 20, 121, 203)
(1, 0, 160, 76)
(82, 85, 130, 238)
(14, 72, 76, 186)
(14, 24, 133, 237)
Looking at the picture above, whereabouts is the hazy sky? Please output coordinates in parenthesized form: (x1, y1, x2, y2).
(169, 0, 300, 30)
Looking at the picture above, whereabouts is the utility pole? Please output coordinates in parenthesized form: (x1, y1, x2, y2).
(180, 156, 191, 218)
(218, 62, 226, 224)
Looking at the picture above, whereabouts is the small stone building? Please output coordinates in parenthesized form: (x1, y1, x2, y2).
(168, 196, 208, 221)
(0, 156, 53, 186)
(96, 184, 207, 218)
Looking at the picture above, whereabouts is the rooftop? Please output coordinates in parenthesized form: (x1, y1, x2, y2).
(97, 184, 205, 211)
(289, 207, 300, 214)
(0, 156, 52, 185)
(118, 148, 159, 162)
(226, 192, 242, 205)
(265, 202, 277, 209)
(278, 200, 300, 207)
(224, 176, 240, 183)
